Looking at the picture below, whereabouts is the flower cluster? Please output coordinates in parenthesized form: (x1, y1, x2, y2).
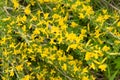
(1, 0, 120, 80)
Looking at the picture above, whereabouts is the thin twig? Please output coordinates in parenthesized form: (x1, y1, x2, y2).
(102, 0, 120, 14)
(108, 31, 120, 40)
(37, 3, 44, 14)
(35, 57, 73, 80)
(17, 28, 30, 46)
(3, 6, 13, 16)
(46, 4, 52, 11)
(8, 61, 20, 79)
(107, 52, 120, 55)
(53, 66, 72, 80)
(109, 3, 120, 13)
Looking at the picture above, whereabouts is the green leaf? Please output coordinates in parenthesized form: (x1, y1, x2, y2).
(114, 57, 120, 69)
(110, 69, 119, 80)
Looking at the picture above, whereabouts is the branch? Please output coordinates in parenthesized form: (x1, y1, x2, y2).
(108, 31, 120, 40)
(53, 66, 72, 80)
(3, 6, 13, 16)
(102, 0, 120, 14)
(107, 52, 120, 55)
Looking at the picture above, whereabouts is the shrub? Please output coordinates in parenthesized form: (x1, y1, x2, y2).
(0, 0, 120, 80)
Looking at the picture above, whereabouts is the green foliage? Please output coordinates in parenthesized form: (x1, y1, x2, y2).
(0, 0, 120, 80)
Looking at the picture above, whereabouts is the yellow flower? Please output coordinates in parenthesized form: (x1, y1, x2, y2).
(10, 42, 15, 48)
(82, 76, 89, 80)
(52, 14, 60, 19)
(85, 6, 94, 16)
(79, 33, 86, 41)
(33, 28, 40, 35)
(96, 15, 104, 23)
(36, 74, 44, 80)
(102, 9, 107, 14)
(71, 4, 77, 10)
(13, 49, 20, 55)
(2, 77, 6, 80)
(10, 69, 14, 77)
(44, 13, 49, 19)
(49, 54, 56, 61)
(94, 29, 100, 38)
(30, 0, 35, 6)
(104, 15, 110, 20)
(81, 29, 86, 34)
(66, 32, 77, 42)
(73, 65, 79, 72)
(94, 57, 107, 71)
(71, 22, 78, 28)
(21, 15, 27, 22)
(27, 62, 31, 66)
(36, 10, 42, 16)
(15, 64, 23, 71)
(29, 56, 36, 61)
(10, 21, 15, 25)
(102, 45, 110, 52)
(68, 55, 73, 60)
(85, 52, 93, 61)
(3, 49, 9, 56)
(82, 67, 88, 73)
(51, 26, 60, 33)
(22, 75, 30, 80)
(67, 44, 77, 52)
(79, 13, 85, 19)
(62, 63, 67, 71)
(68, 61, 76, 66)
(41, 48, 49, 58)
(98, 64, 107, 71)
(60, 24, 67, 31)
(90, 63, 96, 70)
(22, 25, 26, 32)
(58, 56, 66, 62)
(24, 5, 31, 15)
(58, 18, 65, 26)
(12, 0, 19, 9)
(57, 36, 63, 44)
(117, 21, 120, 27)
(30, 15, 37, 22)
